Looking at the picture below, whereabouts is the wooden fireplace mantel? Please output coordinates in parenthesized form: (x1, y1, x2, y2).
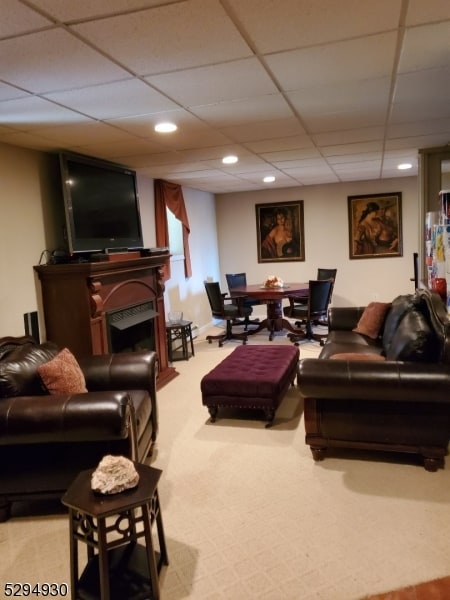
(34, 253, 178, 388)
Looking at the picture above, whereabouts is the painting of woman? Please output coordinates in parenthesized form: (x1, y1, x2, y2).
(256, 201, 305, 262)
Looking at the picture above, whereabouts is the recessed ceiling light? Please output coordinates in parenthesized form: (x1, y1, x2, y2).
(263, 176, 276, 183)
(154, 122, 177, 133)
(222, 155, 238, 164)
(397, 163, 412, 170)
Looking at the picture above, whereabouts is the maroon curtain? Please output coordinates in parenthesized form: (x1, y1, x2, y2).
(154, 179, 192, 280)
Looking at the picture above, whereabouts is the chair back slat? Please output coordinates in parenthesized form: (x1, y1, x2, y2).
(226, 273, 247, 290)
(204, 282, 224, 315)
(317, 268, 337, 282)
(308, 279, 333, 319)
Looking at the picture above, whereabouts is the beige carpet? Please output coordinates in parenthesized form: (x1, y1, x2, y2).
(1, 312, 450, 599)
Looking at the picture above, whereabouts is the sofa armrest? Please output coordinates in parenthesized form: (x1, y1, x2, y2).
(328, 306, 366, 331)
(298, 358, 450, 403)
(78, 350, 158, 438)
(0, 391, 132, 445)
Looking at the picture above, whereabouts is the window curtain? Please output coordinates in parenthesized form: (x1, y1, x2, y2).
(154, 179, 192, 279)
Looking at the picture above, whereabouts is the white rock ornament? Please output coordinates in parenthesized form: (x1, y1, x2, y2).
(91, 455, 139, 495)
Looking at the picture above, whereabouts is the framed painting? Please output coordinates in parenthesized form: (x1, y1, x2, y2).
(256, 200, 305, 263)
(348, 192, 403, 259)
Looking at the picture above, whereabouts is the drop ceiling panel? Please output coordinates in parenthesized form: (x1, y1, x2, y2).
(1, 0, 53, 37)
(312, 127, 385, 146)
(28, 0, 174, 21)
(219, 118, 306, 143)
(288, 78, 391, 116)
(190, 95, 294, 127)
(146, 58, 278, 106)
(398, 21, 450, 72)
(44, 79, 179, 120)
(227, 0, 402, 53)
(31, 121, 135, 146)
(0, 84, 32, 103)
(0, 29, 129, 93)
(74, 138, 170, 159)
(265, 33, 397, 90)
(391, 67, 450, 123)
(244, 135, 316, 153)
(406, 0, 450, 25)
(0, 96, 90, 130)
(72, 0, 252, 75)
(321, 141, 384, 157)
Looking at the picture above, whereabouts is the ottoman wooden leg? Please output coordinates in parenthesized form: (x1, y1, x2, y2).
(208, 406, 218, 422)
(264, 408, 275, 428)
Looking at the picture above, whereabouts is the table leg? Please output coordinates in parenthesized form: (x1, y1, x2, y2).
(239, 298, 305, 340)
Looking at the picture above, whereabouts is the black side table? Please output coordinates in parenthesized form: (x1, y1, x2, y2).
(62, 462, 168, 600)
(166, 319, 195, 361)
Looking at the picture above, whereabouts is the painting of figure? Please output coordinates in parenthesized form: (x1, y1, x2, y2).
(348, 193, 402, 259)
(256, 201, 305, 263)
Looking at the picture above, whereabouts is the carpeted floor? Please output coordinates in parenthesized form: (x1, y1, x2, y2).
(1, 311, 450, 599)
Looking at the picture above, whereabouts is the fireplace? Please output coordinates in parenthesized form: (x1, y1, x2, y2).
(107, 301, 157, 353)
(34, 254, 177, 388)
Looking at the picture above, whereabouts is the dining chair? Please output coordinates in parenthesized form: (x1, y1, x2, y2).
(283, 279, 333, 345)
(225, 272, 260, 329)
(204, 281, 251, 347)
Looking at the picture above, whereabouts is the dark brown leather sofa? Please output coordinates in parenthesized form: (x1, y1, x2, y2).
(0, 336, 158, 521)
(298, 288, 450, 471)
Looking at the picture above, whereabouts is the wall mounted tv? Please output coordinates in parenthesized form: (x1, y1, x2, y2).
(59, 152, 144, 254)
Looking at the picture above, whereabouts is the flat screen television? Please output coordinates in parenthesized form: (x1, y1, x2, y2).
(59, 152, 144, 254)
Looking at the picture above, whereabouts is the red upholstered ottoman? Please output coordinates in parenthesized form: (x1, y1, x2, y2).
(200, 345, 299, 427)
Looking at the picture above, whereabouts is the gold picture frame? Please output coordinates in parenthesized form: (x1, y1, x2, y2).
(256, 201, 305, 263)
(348, 192, 403, 259)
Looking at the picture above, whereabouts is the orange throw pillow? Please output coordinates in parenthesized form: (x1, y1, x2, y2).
(38, 348, 88, 394)
(352, 302, 391, 339)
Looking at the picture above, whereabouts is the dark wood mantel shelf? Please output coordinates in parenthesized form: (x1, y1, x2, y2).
(34, 254, 178, 389)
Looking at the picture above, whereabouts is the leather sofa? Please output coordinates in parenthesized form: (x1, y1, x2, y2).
(298, 288, 450, 471)
(0, 335, 158, 521)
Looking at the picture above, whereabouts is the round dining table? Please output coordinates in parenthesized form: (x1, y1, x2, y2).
(230, 282, 308, 340)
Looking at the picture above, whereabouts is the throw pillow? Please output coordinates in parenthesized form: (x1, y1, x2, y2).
(330, 353, 386, 361)
(38, 348, 88, 394)
(352, 302, 391, 339)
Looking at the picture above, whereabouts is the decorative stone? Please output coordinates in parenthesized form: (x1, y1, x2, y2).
(91, 455, 139, 495)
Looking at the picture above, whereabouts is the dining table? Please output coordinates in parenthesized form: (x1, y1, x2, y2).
(230, 282, 309, 340)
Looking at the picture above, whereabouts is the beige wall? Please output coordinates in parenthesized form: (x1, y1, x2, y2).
(216, 176, 419, 307)
(0, 140, 421, 340)
(0, 142, 218, 339)
(0, 143, 60, 336)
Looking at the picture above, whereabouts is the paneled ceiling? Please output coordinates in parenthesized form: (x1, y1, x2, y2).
(1, 0, 449, 193)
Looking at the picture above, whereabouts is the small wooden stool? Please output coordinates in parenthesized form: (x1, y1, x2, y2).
(166, 319, 195, 361)
(62, 462, 168, 600)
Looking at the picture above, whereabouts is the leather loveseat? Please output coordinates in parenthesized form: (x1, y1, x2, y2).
(298, 288, 450, 471)
(0, 335, 158, 521)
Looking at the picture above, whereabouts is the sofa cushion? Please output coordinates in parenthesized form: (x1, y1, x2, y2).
(382, 294, 418, 353)
(352, 302, 391, 339)
(330, 352, 386, 361)
(385, 310, 437, 362)
(38, 348, 88, 394)
(0, 342, 59, 397)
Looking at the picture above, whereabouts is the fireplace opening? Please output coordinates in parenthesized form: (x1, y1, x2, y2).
(106, 301, 157, 353)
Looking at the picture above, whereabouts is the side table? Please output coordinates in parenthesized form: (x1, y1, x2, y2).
(62, 462, 168, 600)
(166, 319, 195, 361)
